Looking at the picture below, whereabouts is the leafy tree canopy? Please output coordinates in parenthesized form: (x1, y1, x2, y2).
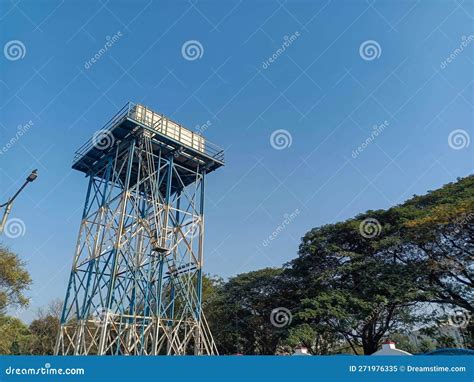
(0, 245, 31, 315)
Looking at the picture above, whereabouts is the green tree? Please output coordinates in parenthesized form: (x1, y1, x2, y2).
(287, 210, 423, 355)
(207, 268, 285, 354)
(395, 176, 474, 312)
(0, 245, 32, 355)
(284, 176, 473, 355)
(0, 245, 31, 315)
(281, 323, 346, 354)
(29, 299, 62, 355)
(0, 315, 33, 354)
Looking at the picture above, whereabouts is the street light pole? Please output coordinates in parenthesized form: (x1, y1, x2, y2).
(0, 169, 38, 234)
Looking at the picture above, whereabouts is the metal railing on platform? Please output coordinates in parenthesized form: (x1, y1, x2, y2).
(73, 102, 225, 166)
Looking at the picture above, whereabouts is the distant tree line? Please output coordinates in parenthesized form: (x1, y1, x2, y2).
(0, 176, 472, 355)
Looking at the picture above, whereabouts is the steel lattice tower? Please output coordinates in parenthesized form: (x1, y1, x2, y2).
(55, 103, 224, 355)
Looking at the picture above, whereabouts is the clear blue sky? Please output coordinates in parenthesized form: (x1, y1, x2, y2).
(0, 0, 472, 322)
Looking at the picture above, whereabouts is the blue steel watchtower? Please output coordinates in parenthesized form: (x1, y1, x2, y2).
(55, 103, 224, 355)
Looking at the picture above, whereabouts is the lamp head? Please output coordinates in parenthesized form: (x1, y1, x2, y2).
(27, 169, 38, 182)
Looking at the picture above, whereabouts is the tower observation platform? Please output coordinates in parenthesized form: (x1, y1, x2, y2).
(72, 102, 224, 189)
(56, 102, 224, 356)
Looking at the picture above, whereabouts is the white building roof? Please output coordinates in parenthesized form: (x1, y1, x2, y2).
(372, 341, 412, 356)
